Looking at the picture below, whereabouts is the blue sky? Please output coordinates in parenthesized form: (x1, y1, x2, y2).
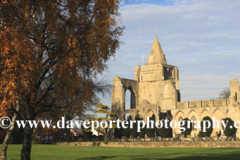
(120, 0, 175, 6)
(98, 0, 240, 108)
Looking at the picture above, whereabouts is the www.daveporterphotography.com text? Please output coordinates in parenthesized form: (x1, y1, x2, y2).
(1, 116, 240, 133)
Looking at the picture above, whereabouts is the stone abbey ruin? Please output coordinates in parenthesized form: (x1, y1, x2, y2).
(111, 35, 240, 137)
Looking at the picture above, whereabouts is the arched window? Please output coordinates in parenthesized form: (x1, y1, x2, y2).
(178, 116, 183, 123)
(125, 86, 136, 110)
(135, 112, 143, 120)
(191, 116, 197, 130)
(125, 113, 131, 121)
(125, 90, 131, 110)
(146, 110, 155, 122)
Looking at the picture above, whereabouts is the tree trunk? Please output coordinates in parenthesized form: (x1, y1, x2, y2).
(1, 100, 20, 160)
(21, 103, 34, 160)
(21, 125, 33, 160)
(104, 129, 107, 139)
(65, 106, 72, 142)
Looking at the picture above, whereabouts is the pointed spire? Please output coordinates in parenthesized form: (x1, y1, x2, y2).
(146, 35, 167, 65)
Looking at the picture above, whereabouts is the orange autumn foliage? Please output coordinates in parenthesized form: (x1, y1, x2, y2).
(0, 0, 124, 118)
(0, 0, 124, 158)
(0, 27, 40, 117)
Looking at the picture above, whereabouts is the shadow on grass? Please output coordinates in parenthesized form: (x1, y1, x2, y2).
(76, 148, 240, 160)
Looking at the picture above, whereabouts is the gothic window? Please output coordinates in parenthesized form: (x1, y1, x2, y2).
(191, 116, 197, 130)
(164, 67, 168, 80)
(178, 117, 183, 123)
(125, 113, 131, 121)
(164, 67, 175, 80)
(169, 68, 172, 77)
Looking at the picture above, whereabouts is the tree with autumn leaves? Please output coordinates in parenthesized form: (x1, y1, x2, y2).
(0, 0, 124, 160)
(84, 103, 118, 139)
(55, 74, 111, 141)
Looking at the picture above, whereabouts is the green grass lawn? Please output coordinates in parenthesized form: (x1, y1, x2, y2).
(3, 144, 240, 160)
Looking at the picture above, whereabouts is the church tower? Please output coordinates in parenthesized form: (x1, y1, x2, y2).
(111, 35, 180, 121)
(134, 35, 180, 111)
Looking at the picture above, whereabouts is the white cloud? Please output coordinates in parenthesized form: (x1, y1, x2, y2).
(100, 0, 240, 105)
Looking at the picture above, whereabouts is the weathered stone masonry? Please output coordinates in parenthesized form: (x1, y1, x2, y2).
(111, 35, 240, 137)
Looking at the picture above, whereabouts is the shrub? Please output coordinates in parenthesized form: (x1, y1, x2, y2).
(181, 118, 193, 137)
(158, 120, 172, 138)
(146, 127, 155, 138)
(114, 127, 123, 138)
(103, 138, 109, 144)
(122, 129, 130, 138)
(130, 123, 138, 138)
(137, 123, 145, 138)
(122, 129, 128, 138)
(92, 141, 96, 146)
(96, 141, 101, 146)
(201, 116, 213, 137)
(222, 118, 237, 137)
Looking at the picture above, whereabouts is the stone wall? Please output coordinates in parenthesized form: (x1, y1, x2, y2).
(177, 98, 229, 109)
(57, 141, 240, 148)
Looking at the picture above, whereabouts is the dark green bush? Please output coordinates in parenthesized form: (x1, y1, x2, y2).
(158, 120, 172, 138)
(92, 141, 96, 146)
(96, 141, 101, 146)
(146, 126, 155, 138)
(114, 127, 123, 138)
(181, 118, 193, 137)
(222, 118, 237, 137)
(201, 116, 213, 137)
(137, 123, 145, 138)
(122, 129, 130, 138)
(130, 123, 138, 138)
(103, 138, 109, 144)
